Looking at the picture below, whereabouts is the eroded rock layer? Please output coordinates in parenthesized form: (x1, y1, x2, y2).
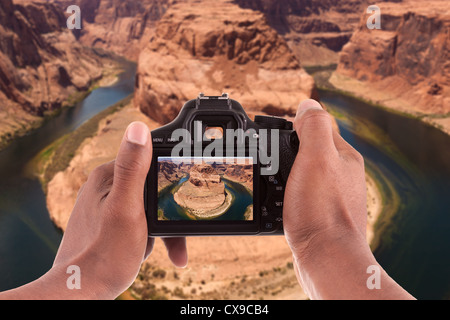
(0, 0, 114, 149)
(134, 0, 316, 124)
(234, 0, 371, 66)
(174, 164, 228, 218)
(335, 0, 450, 117)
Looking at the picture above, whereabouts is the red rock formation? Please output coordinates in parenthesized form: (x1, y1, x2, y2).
(157, 159, 192, 192)
(47, 0, 173, 60)
(188, 164, 223, 188)
(134, 0, 315, 124)
(234, 0, 371, 66)
(50, 0, 364, 65)
(174, 164, 228, 218)
(0, 0, 113, 149)
(335, 0, 450, 117)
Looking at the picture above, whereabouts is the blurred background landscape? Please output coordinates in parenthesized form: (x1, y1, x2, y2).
(0, 0, 449, 299)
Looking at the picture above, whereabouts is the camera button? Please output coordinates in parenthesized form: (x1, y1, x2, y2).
(274, 185, 284, 192)
(274, 200, 283, 208)
(267, 175, 280, 185)
(267, 195, 284, 214)
(152, 136, 164, 144)
(166, 136, 181, 144)
(261, 206, 269, 217)
(264, 222, 274, 231)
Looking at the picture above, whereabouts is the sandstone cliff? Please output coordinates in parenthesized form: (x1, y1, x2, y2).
(49, 0, 369, 67)
(158, 160, 184, 192)
(332, 0, 450, 133)
(47, 0, 174, 60)
(222, 164, 254, 192)
(234, 0, 371, 66)
(0, 0, 116, 150)
(157, 160, 195, 192)
(134, 0, 316, 124)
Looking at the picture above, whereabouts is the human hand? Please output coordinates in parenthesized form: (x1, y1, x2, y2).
(283, 99, 414, 300)
(0, 122, 187, 300)
(52, 121, 187, 299)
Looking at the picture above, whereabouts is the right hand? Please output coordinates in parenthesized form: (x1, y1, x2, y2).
(283, 99, 414, 300)
(284, 99, 367, 259)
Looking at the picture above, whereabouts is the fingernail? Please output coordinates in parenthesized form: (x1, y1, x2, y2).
(296, 99, 323, 117)
(126, 122, 149, 146)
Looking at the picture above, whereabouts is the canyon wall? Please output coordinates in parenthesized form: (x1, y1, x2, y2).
(0, 0, 115, 150)
(234, 0, 372, 66)
(332, 0, 450, 131)
(134, 0, 316, 124)
(49, 0, 373, 66)
(48, 0, 174, 60)
(158, 160, 188, 192)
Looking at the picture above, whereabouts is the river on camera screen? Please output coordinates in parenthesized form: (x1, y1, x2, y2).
(0, 62, 448, 298)
(158, 177, 253, 221)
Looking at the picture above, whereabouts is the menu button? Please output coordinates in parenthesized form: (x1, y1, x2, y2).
(152, 137, 164, 144)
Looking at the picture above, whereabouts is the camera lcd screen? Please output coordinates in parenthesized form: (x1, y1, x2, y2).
(157, 157, 254, 221)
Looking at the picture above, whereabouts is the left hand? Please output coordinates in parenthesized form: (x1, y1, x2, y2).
(50, 121, 187, 299)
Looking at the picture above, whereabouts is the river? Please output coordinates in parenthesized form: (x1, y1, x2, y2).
(0, 66, 448, 298)
(158, 176, 253, 221)
(0, 60, 136, 291)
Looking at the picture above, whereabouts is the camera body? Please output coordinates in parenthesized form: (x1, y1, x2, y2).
(145, 94, 299, 237)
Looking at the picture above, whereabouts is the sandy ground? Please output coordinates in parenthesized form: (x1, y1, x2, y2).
(134, 236, 305, 300)
(45, 101, 383, 300)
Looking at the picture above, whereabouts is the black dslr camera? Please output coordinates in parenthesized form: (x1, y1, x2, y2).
(145, 94, 299, 237)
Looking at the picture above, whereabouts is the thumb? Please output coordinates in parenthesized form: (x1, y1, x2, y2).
(293, 99, 336, 156)
(110, 121, 152, 201)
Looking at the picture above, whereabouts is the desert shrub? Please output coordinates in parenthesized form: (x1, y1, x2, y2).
(152, 269, 167, 279)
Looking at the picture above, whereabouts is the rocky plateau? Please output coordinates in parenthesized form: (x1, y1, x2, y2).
(174, 164, 228, 218)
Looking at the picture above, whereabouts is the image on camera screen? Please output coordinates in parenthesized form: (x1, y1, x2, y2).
(157, 157, 254, 221)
